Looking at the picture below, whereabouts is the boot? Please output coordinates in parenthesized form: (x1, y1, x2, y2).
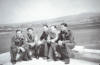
(65, 58, 70, 64)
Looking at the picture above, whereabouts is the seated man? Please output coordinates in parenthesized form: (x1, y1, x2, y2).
(10, 30, 27, 64)
(56, 23, 76, 64)
(39, 24, 50, 59)
(26, 28, 37, 59)
(47, 25, 60, 60)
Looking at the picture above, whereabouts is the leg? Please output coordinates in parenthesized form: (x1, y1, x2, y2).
(49, 43, 58, 61)
(47, 43, 51, 59)
(24, 49, 32, 60)
(35, 45, 41, 59)
(31, 46, 36, 58)
(63, 44, 71, 64)
(44, 43, 48, 57)
(10, 47, 18, 64)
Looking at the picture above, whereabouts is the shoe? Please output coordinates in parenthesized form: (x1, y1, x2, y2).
(28, 56, 32, 60)
(43, 57, 47, 60)
(36, 56, 39, 59)
(11, 60, 16, 64)
(47, 56, 49, 59)
(64, 59, 70, 64)
(23, 58, 29, 61)
(29, 58, 32, 60)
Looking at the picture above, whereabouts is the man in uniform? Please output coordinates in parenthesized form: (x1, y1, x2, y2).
(57, 23, 76, 64)
(39, 24, 50, 59)
(48, 25, 60, 60)
(10, 30, 27, 64)
(26, 28, 37, 59)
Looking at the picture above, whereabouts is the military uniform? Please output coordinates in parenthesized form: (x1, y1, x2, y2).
(56, 30, 75, 64)
(48, 31, 59, 60)
(40, 31, 49, 58)
(10, 34, 27, 64)
(26, 33, 36, 58)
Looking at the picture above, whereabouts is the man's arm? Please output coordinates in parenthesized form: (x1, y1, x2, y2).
(40, 32, 45, 41)
(69, 30, 75, 44)
(11, 36, 16, 48)
(65, 30, 76, 49)
(51, 31, 60, 43)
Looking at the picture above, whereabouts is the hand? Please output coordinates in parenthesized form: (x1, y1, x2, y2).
(55, 51, 60, 57)
(47, 40, 51, 43)
(51, 40, 55, 43)
(29, 43, 35, 46)
(19, 47, 25, 52)
(38, 40, 42, 45)
(58, 41, 63, 46)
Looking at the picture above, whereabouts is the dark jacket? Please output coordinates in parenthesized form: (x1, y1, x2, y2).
(57, 30, 75, 43)
(27, 33, 35, 43)
(40, 31, 49, 41)
(11, 35, 26, 48)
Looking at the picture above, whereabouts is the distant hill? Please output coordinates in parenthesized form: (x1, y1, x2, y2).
(20, 12, 100, 30)
(0, 12, 100, 29)
(19, 12, 100, 27)
(46, 12, 100, 25)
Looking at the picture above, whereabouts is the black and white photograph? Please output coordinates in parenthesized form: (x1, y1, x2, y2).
(0, 0, 100, 65)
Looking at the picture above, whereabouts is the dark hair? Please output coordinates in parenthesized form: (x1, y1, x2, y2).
(16, 29, 22, 33)
(61, 23, 68, 27)
(51, 25, 57, 28)
(27, 28, 33, 31)
(43, 24, 48, 27)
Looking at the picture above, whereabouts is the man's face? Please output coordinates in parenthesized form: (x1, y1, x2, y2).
(28, 29, 33, 34)
(43, 26, 48, 31)
(61, 25, 68, 31)
(50, 26, 55, 32)
(16, 31, 22, 36)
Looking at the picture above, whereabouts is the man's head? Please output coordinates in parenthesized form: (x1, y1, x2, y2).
(50, 25, 57, 32)
(16, 30, 23, 36)
(61, 23, 68, 31)
(27, 28, 34, 34)
(43, 24, 48, 31)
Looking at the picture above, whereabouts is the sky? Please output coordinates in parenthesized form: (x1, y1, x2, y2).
(0, 0, 100, 24)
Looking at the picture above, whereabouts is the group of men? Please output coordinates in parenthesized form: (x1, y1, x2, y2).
(10, 23, 76, 64)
